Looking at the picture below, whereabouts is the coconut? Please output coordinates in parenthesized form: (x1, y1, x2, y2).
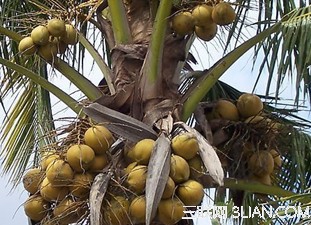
(157, 198, 185, 225)
(124, 161, 138, 176)
(66, 144, 95, 172)
(53, 196, 81, 224)
(89, 154, 109, 173)
(212, 99, 239, 121)
(69, 172, 94, 199)
(31, 25, 50, 45)
(170, 154, 190, 184)
(162, 177, 175, 199)
(188, 155, 205, 179)
(40, 177, 69, 202)
(195, 22, 218, 42)
(237, 93, 263, 118)
(50, 37, 67, 54)
(23, 168, 44, 194)
(24, 195, 49, 221)
(171, 11, 195, 36)
(41, 152, 60, 170)
(103, 196, 130, 225)
(46, 159, 74, 186)
(126, 165, 147, 194)
(47, 18, 66, 37)
(192, 4, 214, 26)
(248, 150, 274, 177)
(38, 41, 58, 61)
(61, 24, 78, 45)
(18, 36, 37, 55)
(171, 132, 199, 160)
(176, 180, 204, 206)
(244, 115, 268, 128)
(129, 196, 146, 224)
(128, 139, 155, 165)
(212, 2, 236, 25)
(84, 125, 113, 155)
(269, 149, 282, 168)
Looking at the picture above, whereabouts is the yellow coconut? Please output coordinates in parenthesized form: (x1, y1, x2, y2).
(248, 150, 274, 177)
(212, 2, 236, 25)
(237, 93, 263, 118)
(126, 165, 147, 194)
(269, 149, 282, 168)
(31, 25, 50, 45)
(192, 4, 214, 26)
(188, 155, 205, 179)
(23, 168, 44, 194)
(128, 139, 155, 165)
(69, 172, 94, 199)
(38, 41, 58, 61)
(157, 198, 185, 225)
(213, 99, 239, 121)
(41, 151, 60, 170)
(89, 154, 109, 173)
(170, 154, 190, 184)
(171, 11, 195, 36)
(195, 22, 218, 41)
(24, 195, 49, 221)
(61, 24, 78, 45)
(53, 196, 81, 224)
(66, 144, 95, 172)
(40, 177, 69, 202)
(18, 36, 37, 55)
(171, 132, 199, 160)
(84, 125, 113, 155)
(46, 159, 74, 186)
(124, 161, 138, 176)
(129, 196, 146, 224)
(162, 177, 175, 199)
(176, 179, 204, 206)
(47, 18, 66, 37)
(103, 196, 130, 225)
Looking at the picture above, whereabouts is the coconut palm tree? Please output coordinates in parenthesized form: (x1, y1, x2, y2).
(1, 0, 311, 224)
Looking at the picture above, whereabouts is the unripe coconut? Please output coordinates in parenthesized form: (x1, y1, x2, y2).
(195, 22, 218, 41)
(66, 144, 95, 172)
(172, 11, 195, 36)
(31, 25, 50, 45)
(172, 132, 199, 160)
(244, 115, 267, 128)
(18, 36, 37, 55)
(188, 155, 205, 179)
(47, 18, 66, 37)
(124, 161, 138, 176)
(46, 159, 74, 186)
(237, 93, 263, 118)
(128, 139, 155, 165)
(61, 24, 78, 45)
(249, 174, 272, 186)
(84, 125, 113, 155)
(40, 177, 69, 202)
(162, 176, 175, 199)
(269, 149, 282, 168)
(170, 154, 190, 184)
(192, 4, 214, 26)
(69, 172, 94, 199)
(213, 99, 239, 121)
(126, 165, 147, 194)
(23, 168, 44, 194)
(41, 152, 60, 170)
(53, 196, 81, 224)
(38, 41, 58, 61)
(103, 196, 130, 225)
(177, 179, 204, 206)
(129, 196, 146, 224)
(157, 198, 185, 225)
(89, 154, 109, 173)
(24, 195, 49, 221)
(212, 2, 236, 25)
(50, 37, 67, 54)
(248, 151, 274, 177)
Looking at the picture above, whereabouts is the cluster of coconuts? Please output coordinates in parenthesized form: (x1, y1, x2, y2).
(18, 18, 78, 61)
(115, 132, 206, 225)
(171, 1, 236, 41)
(206, 93, 283, 185)
(22, 124, 114, 224)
